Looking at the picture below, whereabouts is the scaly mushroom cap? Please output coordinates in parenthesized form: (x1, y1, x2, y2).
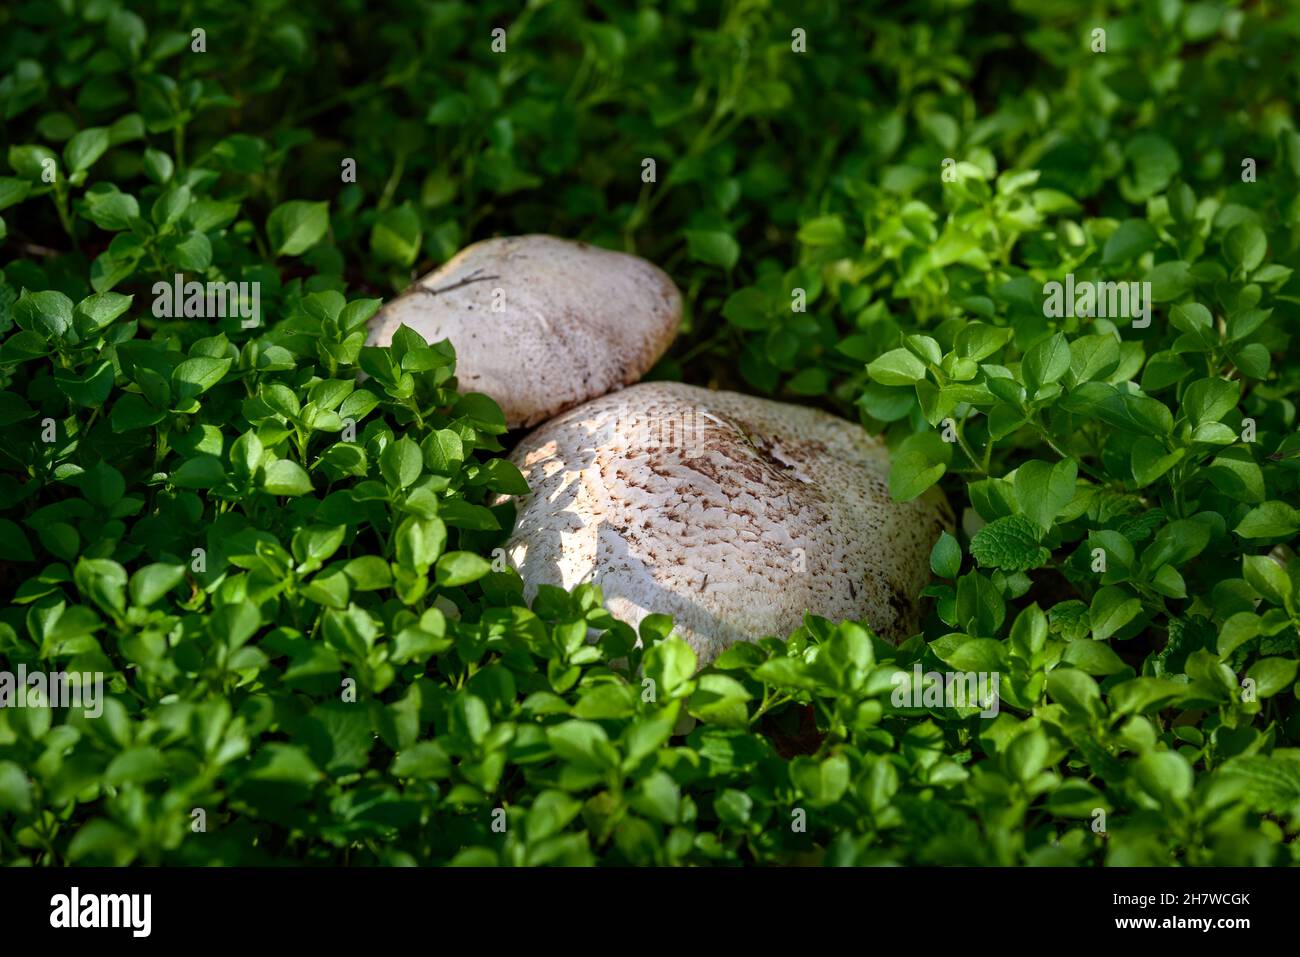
(366, 235, 681, 428)
(504, 382, 954, 664)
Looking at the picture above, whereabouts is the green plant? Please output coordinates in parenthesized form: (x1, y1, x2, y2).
(1, 0, 1298, 866)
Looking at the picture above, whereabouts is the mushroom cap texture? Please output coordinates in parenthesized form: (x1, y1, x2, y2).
(504, 381, 955, 665)
(365, 235, 681, 428)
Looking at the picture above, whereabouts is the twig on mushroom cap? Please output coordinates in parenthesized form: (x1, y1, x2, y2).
(414, 268, 501, 297)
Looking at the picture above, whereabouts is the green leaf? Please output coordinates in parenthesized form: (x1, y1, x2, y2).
(64, 127, 111, 173)
(525, 790, 583, 843)
(143, 148, 174, 183)
(1243, 555, 1291, 606)
(1132, 750, 1192, 805)
(956, 571, 1006, 635)
(1102, 219, 1158, 264)
(1146, 260, 1193, 301)
(105, 746, 167, 786)
(1009, 603, 1048, 660)
(1204, 448, 1264, 504)
(262, 459, 313, 496)
(867, 348, 927, 386)
(210, 599, 261, 650)
(172, 356, 230, 403)
(83, 188, 139, 231)
(152, 185, 192, 226)
(292, 525, 347, 570)
(380, 436, 423, 489)
(890, 453, 945, 501)
(945, 637, 1008, 673)
(163, 231, 213, 271)
(171, 454, 226, 489)
(370, 204, 422, 267)
(687, 674, 752, 728)
(796, 214, 847, 245)
(56, 359, 115, 407)
(1046, 668, 1102, 719)
(435, 551, 491, 587)
(456, 392, 507, 433)
(267, 200, 329, 256)
(480, 458, 529, 495)
(343, 555, 393, 591)
(14, 289, 73, 339)
(1216, 758, 1300, 815)
(1140, 518, 1212, 572)
(1062, 639, 1127, 676)
(956, 323, 1013, 361)
(546, 720, 616, 769)
(642, 636, 696, 699)
(74, 292, 132, 337)
(186, 198, 240, 232)
(246, 744, 323, 785)
(1235, 502, 1300, 539)
(1069, 334, 1121, 384)
(930, 531, 961, 578)
(1246, 658, 1298, 698)
(111, 394, 166, 431)
(1013, 459, 1077, 531)
(790, 754, 850, 806)
(0, 761, 33, 814)
(392, 741, 451, 780)
(395, 517, 447, 568)
(1216, 611, 1260, 658)
(8, 144, 56, 181)
(1223, 222, 1267, 274)
(1182, 377, 1238, 426)
(106, 9, 147, 61)
(889, 431, 950, 502)
(722, 288, 769, 330)
(1022, 333, 1070, 393)
(421, 429, 465, 475)
(969, 515, 1049, 572)
(1089, 586, 1141, 641)
(684, 230, 739, 269)
(0, 177, 31, 211)
(1123, 134, 1181, 200)
(1006, 728, 1050, 782)
(129, 563, 185, 607)
(573, 683, 636, 720)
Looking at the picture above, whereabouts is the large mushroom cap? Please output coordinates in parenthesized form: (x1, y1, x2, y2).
(504, 382, 954, 664)
(366, 235, 681, 428)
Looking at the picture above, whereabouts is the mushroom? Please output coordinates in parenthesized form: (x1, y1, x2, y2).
(503, 381, 954, 664)
(366, 235, 681, 428)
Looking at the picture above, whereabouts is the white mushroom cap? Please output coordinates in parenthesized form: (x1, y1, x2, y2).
(504, 382, 954, 664)
(366, 235, 681, 428)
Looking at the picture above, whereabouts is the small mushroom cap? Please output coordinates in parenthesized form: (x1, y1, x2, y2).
(366, 235, 681, 428)
(504, 382, 954, 664)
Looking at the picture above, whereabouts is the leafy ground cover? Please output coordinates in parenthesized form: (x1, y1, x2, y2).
(1, 0, 1298, 865)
